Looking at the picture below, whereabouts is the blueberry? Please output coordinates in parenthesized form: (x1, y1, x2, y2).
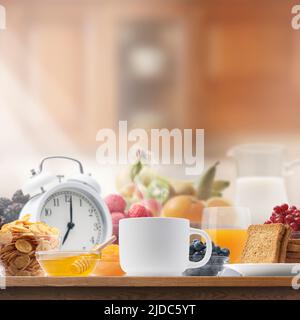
(220, 248, 230, 257)
(213, 246, 221, 254)
(194, 241, 205, 252)
(189, 244, 196, 255)
(199, 248, 206, 256)
(192, 252, 204, 262)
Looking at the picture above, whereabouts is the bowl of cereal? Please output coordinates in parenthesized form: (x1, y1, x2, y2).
(0, 215, 60, 276)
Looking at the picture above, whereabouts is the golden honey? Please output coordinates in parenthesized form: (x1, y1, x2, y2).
(37, 252, 99, 277)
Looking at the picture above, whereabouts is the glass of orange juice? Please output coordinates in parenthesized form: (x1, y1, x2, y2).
(202, 207, 251, 263)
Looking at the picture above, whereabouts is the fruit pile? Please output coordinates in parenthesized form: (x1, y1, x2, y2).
(104, 194, 153, 243)
(265, 204, 300, 232)
(189, 240, 230, 262)
(116, 160, 231, 224)
(0, 190, 30, 227)
(185, 240, 230, 276)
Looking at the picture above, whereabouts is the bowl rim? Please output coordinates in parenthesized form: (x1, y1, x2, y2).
(36, 250, 99, 258)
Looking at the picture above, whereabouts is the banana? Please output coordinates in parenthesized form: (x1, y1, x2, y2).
(212, 180, 230, 192)
(196, 162, 220, 200)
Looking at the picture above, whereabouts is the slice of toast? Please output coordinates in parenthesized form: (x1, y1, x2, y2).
(241, 224, 288, 263)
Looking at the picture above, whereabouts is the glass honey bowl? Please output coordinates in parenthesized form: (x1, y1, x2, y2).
(36, 251, 100, 277)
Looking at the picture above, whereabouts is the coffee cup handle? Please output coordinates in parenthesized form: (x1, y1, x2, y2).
(187, 228, 212, 269)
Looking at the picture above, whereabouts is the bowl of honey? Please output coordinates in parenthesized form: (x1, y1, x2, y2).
(36, 251, 99, 277)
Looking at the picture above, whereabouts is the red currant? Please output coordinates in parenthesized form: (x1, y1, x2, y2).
(294, 217, 300, 224)
(264, 220, 272, 224)
(274, 206, 282, 214)
(275, 217, 284, 223)
(281, 204, 289, 211)
(295, 211, 300, 217)
(290, 222, 299, 231)
(290, 206, 297, 211)
(285, 214, 294, 224)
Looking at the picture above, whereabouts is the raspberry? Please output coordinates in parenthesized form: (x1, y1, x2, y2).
(128, 203, 150, 218)
(111, 212, 126, 225)
(104, 194, 127, 213)
(141, 199, 161, 217)
(111, 212, 127, 244)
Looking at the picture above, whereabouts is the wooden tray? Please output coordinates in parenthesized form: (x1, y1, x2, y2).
(1, 276, 299, 300)
(3, 276, 296, 287)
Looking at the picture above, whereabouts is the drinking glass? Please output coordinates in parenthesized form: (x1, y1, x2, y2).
(201, 207, 251, 263)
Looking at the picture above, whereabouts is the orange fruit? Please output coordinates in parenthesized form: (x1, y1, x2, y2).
(93, 244, 125, 276)
(161, 195, 205, 223)
(206, 197, 232, 208)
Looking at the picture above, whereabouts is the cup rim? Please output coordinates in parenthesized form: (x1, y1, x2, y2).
(203, 206, 251, 213)
(120, 217, 189, 223)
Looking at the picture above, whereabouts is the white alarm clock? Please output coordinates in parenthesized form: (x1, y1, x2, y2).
(19, 156, 112, 251)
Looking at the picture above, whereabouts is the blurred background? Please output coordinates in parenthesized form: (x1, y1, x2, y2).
(1, 0, 300, 203)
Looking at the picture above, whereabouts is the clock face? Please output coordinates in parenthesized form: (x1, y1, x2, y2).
(40, 189, 103, 250)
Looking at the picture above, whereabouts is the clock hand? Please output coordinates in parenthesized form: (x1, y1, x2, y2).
(62, 196, 75, 245)
(62, 222, 75, 245)
(70, 196, 73, 223)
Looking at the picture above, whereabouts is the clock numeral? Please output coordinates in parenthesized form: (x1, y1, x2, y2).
(65, 195, 71, 203)
(90, 236, 95, 244)
(79, 199, 83, 207)
(45, 208, 52, 216)
(53, 198, 60, 207)
(93, 222, 101, 231)
(89, 208, 96, 217)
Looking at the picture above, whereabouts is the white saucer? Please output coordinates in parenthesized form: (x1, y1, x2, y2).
(226, 263, 300, 277)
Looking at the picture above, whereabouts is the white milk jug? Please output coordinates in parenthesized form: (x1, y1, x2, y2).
(228, 144, 300, 224)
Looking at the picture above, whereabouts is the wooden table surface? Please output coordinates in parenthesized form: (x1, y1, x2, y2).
(0, 276, 299, 300)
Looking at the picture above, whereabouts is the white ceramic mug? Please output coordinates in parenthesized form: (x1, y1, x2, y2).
(119, 217, 212, 276)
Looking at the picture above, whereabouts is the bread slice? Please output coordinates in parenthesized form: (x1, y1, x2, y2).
(241, 224, 288, 263)
(279, 225, 291, 263)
